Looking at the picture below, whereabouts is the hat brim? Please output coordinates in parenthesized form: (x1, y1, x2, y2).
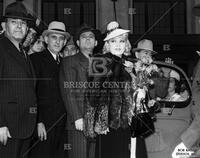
(104, 29, 130, 41)
(132, 48, 157, 55)
(42, 30, 70, 39)
(2, 15, 33, 21)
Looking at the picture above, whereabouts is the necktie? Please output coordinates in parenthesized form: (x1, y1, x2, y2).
(19, 44, 27, 60)
(56, 55, 60, 64)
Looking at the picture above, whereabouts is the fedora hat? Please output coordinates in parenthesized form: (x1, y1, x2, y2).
(132, 39, 157, 55)
(42, 21, 70, 39)
(104, 21, 130, 41)
(75, 24, 98, 41)
(3, 2, 32, 21)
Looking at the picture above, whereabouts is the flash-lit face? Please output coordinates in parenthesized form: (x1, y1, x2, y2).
(45, 33, 66, 54)
(4, 18, 28, 42)
(31, 39, 45, 53)
(77, 31, 97, 51)
(63, 44, 77, 57)
(136, 50, 151, 60)
(168, 77, 176, 93)
(108, 35, 126, 57)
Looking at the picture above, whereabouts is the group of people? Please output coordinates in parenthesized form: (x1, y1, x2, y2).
(0, 1, 200, 158)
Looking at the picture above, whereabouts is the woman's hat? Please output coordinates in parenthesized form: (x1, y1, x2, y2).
(42, 21, 70, 39)
(104, 21, 130, 41)
(170, 70, 180, 81)
(132, 39, 157, 55)
(3, 2, 33, 21)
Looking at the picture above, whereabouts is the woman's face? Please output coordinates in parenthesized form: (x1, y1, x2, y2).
(108, 35, 126, 57)
(168, 77, 176, 92)
(31, 39, 45, 53)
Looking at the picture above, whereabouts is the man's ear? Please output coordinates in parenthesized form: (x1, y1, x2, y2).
(26, 27, 29, 34)
(135, 52, 139, 58)
(63, 39, 67, 46)
(76, 40, 80, 47)
(44, 36, 48, 44)
(95, 40, 98, 47)
(1, 22, 5, 31)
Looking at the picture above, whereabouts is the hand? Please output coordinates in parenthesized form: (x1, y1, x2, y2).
(75, 118, 84, 131)
(124, 60, 134, 68)
(0, 127, 11, 145)
(165, 57, 174, 64)
(37, 123, 47, 141)
(172, 142, 194, 158)
(124, 61, 134, 73)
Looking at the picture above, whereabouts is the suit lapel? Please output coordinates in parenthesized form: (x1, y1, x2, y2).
(76, 52, 90, 81)
(2, 37, 33, 76)
(77, 52, 89, 71)
(42, 50, 59, 76)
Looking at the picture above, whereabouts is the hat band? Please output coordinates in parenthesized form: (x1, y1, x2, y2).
(107, 26, 119, 35)
(5, 12, 28, 18)
(50, 28, 65, 32)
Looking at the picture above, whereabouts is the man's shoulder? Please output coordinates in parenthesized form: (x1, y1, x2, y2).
(62, 53, 81, 64)
(0, 36, 8, 48)
(0, 36, 12, 56)
(30, 52, 44, 61)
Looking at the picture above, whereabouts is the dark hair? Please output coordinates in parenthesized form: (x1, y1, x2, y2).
(174, 78, 181, 93)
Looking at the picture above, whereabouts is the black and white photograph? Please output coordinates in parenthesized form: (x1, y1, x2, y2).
(0, 0, 200, 158)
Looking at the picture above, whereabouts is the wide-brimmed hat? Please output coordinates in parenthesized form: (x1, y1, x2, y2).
(104, 21, 130, 41)
(3, 2, 33, 21)
(42, 21, 70, 39)
(132, 39, 157, 55)
(170, 70, 180, 81)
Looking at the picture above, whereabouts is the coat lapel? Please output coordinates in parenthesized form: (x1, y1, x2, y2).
(2, 37, 33, 77)
(77, 52, 89, 72)
(42, 50, 59, 76)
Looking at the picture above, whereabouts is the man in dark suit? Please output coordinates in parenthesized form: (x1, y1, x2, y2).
(59, 25, 97, 158)
(0, 2, 37, 158)
(29, 21, 69, 158)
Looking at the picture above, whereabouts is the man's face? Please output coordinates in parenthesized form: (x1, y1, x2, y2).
(4, 18, 28, 42)
(63, 44, 77, 57)
(45, 33, 66, 54)
(136, 50, 152, 60)
(135, 50, 153, 64)
(77, 31, 97, 51)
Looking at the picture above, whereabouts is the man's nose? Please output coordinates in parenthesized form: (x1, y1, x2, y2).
(56, 38, 61, 44)
(17, 21, 22, 28)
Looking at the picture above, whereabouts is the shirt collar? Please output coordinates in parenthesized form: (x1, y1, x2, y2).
(47, 48, 58, 60)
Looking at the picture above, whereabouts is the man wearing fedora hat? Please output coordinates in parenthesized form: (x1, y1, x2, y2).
(133, 39, 169, 99)
(0, 2, 37, 158)
(59, 25, 97, 158)
(29, 21, 69, 158)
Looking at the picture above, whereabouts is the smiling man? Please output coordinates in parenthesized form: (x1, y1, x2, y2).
(0, 2, 37, 158)
(29, 21, 69, 158)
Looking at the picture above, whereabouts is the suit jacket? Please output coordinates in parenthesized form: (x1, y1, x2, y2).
(30, 50, 66, 128)
(59, 52, 89, 129)
(0, 36, 37, 139)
